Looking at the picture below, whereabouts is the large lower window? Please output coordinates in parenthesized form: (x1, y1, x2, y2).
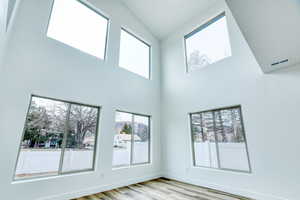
(119, 29, 151, 79)
(47, 0, 109, 59)
(113, 111, 150, 167)
(14, 96, 100, 180)
(190, 106, 251, 172)
(185, 12, 232, 72)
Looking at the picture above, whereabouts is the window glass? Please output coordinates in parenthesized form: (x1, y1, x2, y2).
(133, 115, 150, 164)
(15, 96, 100, 180)
(15, 97, 66, 179)
(113, 112, 132, 167)
(185, 13, 231, 72)
(62, 104, 98, 172)
(215, 108, 250, 171)
(119, 29, 150, 79)
(47, 0, 108, 59)
(192, 112, 218, 168)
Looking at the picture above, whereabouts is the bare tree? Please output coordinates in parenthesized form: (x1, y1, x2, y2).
(68, 105, 98, 148)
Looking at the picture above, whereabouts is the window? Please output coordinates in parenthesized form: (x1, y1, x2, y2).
(119, 29, 151, 79)
(14, 96, 100, 180)
(47, 0, 109, 59)
(113, 111, 150, 167)
(190, 106, 251, 172)
(184, 12, 232, 72)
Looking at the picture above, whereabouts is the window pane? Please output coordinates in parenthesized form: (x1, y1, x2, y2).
(191, 106, 251, 173)
(15, 97, 67, 179)
(132, 115, 150, 164)
(215, 108, 250, 171)
(62, 104, 99, 172)
(185, 13, 231, 72)
(47, 0, 108, 59)
(119, 29, 150, 79)
(192, 112, 218, 168)
(113, 112, 132, 166)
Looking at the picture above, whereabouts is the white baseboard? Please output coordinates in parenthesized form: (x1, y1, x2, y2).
(39, 172, 163, 200)
(38, 171, 288, 200)
(163, 172, 288, 200)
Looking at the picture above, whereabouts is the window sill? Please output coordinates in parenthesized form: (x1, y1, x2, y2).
(12, 169, 95, 184)
(112, 162, 152, 171)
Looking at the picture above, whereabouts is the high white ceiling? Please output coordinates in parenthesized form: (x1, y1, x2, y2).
(119, 0, 217, 40)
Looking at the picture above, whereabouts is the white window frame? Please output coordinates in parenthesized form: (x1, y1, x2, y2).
(184, 12, 231, 73)
(189, 105, 252, 173)
(13, 95, 101, 181)
(113, 110, 151, 168)
(119, 28, 152, 79)
(46, 0, 110, 60)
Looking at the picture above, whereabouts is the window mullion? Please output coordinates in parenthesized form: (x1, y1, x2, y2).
(58, 103, 71, 174)
(212, 111, 221, 169)
(130, 114, 135, 165)
(148, 117, 151, 163)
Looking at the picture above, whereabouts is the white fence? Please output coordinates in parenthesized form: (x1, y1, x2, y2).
(194, 142, 250, 171)
(16, 142, 248, 177)
(16, 149, 94, 176)
(16, 142, 150, 176)
(112, 142, 149, 166)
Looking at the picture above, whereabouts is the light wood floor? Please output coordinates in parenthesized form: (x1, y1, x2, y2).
(73, 178, 253, 200)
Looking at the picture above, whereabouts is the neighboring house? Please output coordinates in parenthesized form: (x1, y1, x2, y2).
(114, 134, 141, 148)
(83, 134, 95, 148)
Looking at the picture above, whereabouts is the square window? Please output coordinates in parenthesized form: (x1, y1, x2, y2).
(14, 96, 100, 180)
(47, 0, 109, 59)
(113, 111, 150, 167)
(190, 106, 251, 173)
(185, 12, 232, 72)
(119, 29, 151, 79)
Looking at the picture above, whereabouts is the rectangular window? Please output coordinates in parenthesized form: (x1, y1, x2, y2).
(190, 106, 251, 172)
(14, 96, 100, 180)
(47, 0, 109, 59)
(119, 29, 151, 79)
(113, 111, 150, 167)
(184, 12, 232, 72)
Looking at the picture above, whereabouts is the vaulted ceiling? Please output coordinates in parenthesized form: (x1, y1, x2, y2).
(226, 0, 300, 72)
(119, 0, 217, 40)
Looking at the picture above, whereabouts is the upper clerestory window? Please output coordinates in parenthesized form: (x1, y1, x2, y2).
(47, 0, 109, 60)
(184, 12, 232, 72)
(119, 28, 151, 79)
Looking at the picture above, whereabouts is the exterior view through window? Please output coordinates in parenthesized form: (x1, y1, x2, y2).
(14, 96, 100, 180)
(113, 111, 150, 167)
(185, 12, 231, 72)
(47, 0, 109, 59)
(190, 106, 251, 172)
(119, 29, 151, 79)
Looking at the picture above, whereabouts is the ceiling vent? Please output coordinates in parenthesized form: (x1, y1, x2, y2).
(271, 59, 289, 67)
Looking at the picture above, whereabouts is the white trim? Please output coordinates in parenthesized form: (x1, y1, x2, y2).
(38, 172, 162, 200)
(163, 172, 288, 200)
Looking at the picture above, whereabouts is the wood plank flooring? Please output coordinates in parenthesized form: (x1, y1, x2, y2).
(73, 178, 253, 200)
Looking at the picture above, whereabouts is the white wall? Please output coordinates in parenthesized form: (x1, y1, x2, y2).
(0, 0, 8, 70)
(161, 1, 300, 200)
(7, 0, 17, 28)
(0, 0, 161, 199)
